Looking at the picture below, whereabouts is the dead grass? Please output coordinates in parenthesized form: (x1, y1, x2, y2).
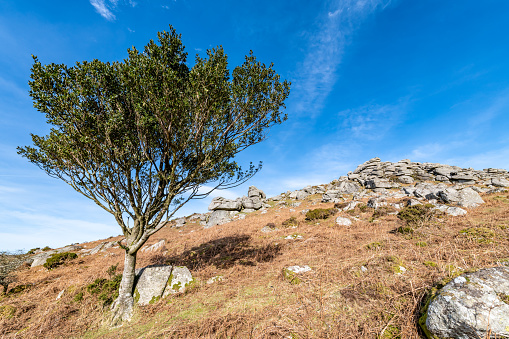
(1, 190, 508, 338)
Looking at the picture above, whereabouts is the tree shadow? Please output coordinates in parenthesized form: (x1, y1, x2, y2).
(151, 234, 282, 270)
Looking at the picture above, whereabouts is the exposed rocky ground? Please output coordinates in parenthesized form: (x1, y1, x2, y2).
(1, 158, 509, 338)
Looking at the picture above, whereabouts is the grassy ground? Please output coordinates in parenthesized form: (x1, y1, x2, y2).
(1, 189, 508, 338)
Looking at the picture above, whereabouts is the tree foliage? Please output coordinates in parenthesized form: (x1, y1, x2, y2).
(18, 26, 290, 254)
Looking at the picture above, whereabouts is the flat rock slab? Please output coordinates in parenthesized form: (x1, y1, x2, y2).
(426, 266, 509, 339)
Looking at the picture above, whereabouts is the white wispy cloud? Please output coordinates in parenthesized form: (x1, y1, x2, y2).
(293, 0, 392, 117)
(90, 0, 116, 21)
(339, 101, 407, 140)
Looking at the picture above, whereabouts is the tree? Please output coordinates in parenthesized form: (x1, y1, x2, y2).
(18, 26, 290, 323)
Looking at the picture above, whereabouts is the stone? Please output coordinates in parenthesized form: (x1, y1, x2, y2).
(56, 289, 65, 300)
(337, 181, 360, 194)
(365, 178, 394, 189)
(445, 206, 467, 216)
(162, 266, 193, 296)
(492, 177, 509, 187)
(341, 201, 359, 211)
(242, 196, 263, 210)
(406, 199, 422, 207)
(335, 216, 352, 226)
(261, 225, 277, 233)
(31, 245, 83, 267)
(426, 267, 509, 339)
(205, 210, 232, 228)
(286, 265, 312, 274)
(134, 265, 173, 306)
(269, 194, 285, 201)
(367, 197, 387, 209)
(208, 197, 242, 211)
(206, 275, 223, 284)
(174, 218, 186, 228)
(141, 239, 165, 253)
(248, 186, 266, 199)
(398, 175, 414, 184)
(289, 190, 309, 200)
(438, 187, 484, 208)
(285, 234, 303, 240)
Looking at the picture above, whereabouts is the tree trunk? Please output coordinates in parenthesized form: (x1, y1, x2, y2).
(110, 250, 137, 326)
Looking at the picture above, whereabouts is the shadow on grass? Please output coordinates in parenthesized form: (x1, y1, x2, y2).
(150, 235, 282, 270)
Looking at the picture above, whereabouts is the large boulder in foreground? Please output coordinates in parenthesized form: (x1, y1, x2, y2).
(134, 265, 193, 306)
(425, 266, 509, 339)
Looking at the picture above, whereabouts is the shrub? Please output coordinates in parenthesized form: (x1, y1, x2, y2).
(282, 217, 298, 227)
(305, 208, 337, 221)
(42, 246, 52, 251)
(397, 204, 434, 225)
(43, 252, 77, 269)
(459, 227, 495, 244)
(87, 274, 122, 306)
(372, 206, 397, 219)
(27, 248, 40, 255)
(282, 269, 301, 285)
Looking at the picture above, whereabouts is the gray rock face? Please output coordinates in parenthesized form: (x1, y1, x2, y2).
(141, 239, 165, 253)
(289, 190, 310, 200)
(398, 175, 414, 184)
(492, 177, 509, 187)
(426, 267, 509, 339)
(335, 216, 352, 226)
(365, 179, 394, 189)
(336, 181, 360, 194)
(163, 266, 193, 296)
(208, 197, 242, 211)
(248, 186, 266, 199)
(439, 187, 485, 208)
(134, 265, 193, 306)
(30, 245, 83, 267)
(242, 197, 262, 210)
(205, 210, 233, 228)
(367, 197, 387, 209)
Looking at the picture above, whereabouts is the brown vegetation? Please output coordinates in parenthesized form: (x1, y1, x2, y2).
(1, 191, 508, 338)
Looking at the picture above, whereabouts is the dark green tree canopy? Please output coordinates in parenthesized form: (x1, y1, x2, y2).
(19, 27, 290, 253)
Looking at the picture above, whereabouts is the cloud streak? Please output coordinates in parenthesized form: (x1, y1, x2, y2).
(292, 0, 392, 117)
(90, 0, 116, 21)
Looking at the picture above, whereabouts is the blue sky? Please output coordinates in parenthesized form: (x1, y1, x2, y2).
(1, 0, 509, 251)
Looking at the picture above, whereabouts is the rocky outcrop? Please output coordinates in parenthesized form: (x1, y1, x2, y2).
(205, 186, 268, 228)
(349, 157, 508, 187)
(30, 245, 83, 267)
(425, 266, 509, 339)
(134, 265, 193, 306)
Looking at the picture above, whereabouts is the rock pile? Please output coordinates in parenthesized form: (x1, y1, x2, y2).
(206, 186, 268, 228)
(348, 157, 509, 187)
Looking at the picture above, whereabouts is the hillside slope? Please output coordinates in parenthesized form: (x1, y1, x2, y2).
(1, 159, 509, 338)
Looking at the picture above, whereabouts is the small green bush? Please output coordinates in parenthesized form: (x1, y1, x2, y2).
(87, 274, 122, 306)
(73, 291, 84, 303)
(305, 208, 337, 221)
(27, 248, 40, 255)
(415, 241, 428, 247)
(282, 217, 298, 227)
(397, 204, 434, 225)
(396, 226, 414, 234)
(43, 252, 77, 269)
(42, 246, 52, 251)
